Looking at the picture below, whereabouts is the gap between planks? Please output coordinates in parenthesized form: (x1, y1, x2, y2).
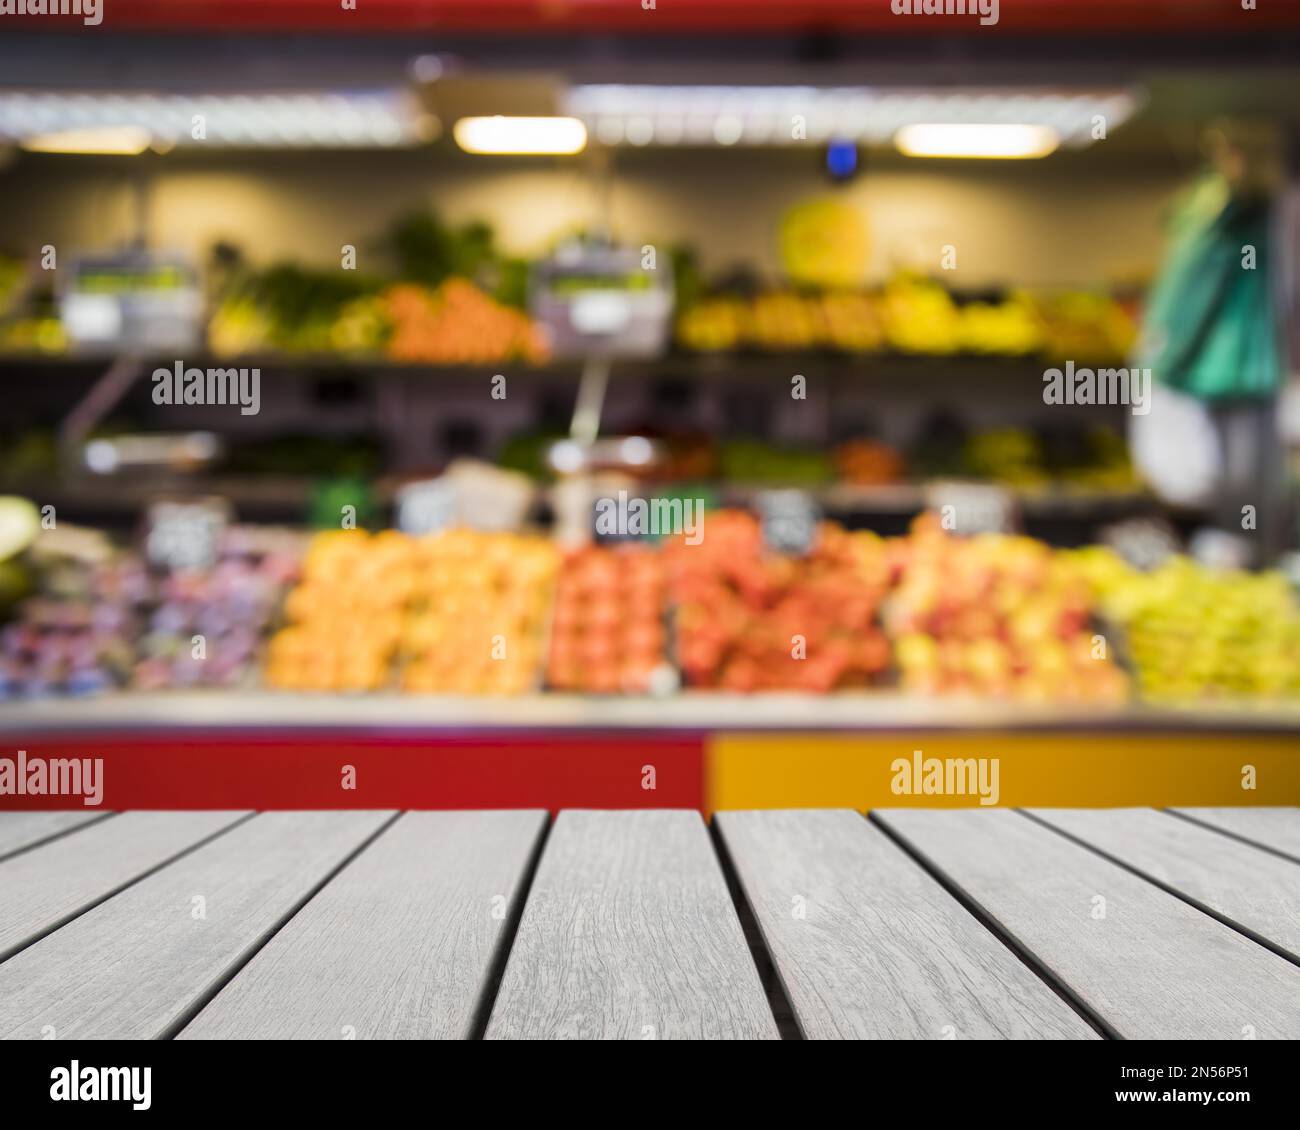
(0, 810, 116, 864)
(1017, 808, 1300, 970)
(864, 810, 1118, 1039)
(708, 816, 803, 1040)
(1165, 807, 1300, 866)
(161, 812, 404, 1040)
(0, 812, 258, 966)
(464, 813, 553, 1041)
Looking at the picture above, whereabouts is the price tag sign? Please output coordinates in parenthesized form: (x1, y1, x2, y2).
(757, 489, 820, 555)
(396, 478, 458, 536)
(144, 499, 229, 571)
(924, 482, 1016, 535)
(591, 490, 655, 545)
(1104, 517, 1180, 570)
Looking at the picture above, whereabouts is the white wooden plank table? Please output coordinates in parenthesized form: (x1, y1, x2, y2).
(0, 810, 248, 961)
(486, 809, 779, 1040)
(874, 808, 1300, 1040)
(2, 805, 1297, 1040)
(716, 809, 1098, 1039)
(0, 811, 393, 1040)
(1028, 807, 1300, 959)
(1170, 807, 1300, 861)
(0, 811, 110, 859)
(180, 811, 546, 1039)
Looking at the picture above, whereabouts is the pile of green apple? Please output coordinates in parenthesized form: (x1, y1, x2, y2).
(1069, 547, 1300, 701)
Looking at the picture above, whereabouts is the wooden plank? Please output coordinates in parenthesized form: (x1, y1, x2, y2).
(0, 811, 109, 860)
(1029, 808, 1300, 959)
(0, 811, 393, 1040)
(874, 808, 1300, 1040)
(487, 809, 777, 1040)
(715, 809, 1097, 1039)
(0, 811, 247, 961)
(179, 811, 547, 1040)
(1170, 808, 1300, 862)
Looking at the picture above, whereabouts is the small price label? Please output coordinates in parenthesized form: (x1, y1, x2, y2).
(757, 489, 820, 556)
(924, 482, 1016, 535)
(144, 499, 229, 571)
(396, 479, 458, 536)
(1104, 517, 1180, 570)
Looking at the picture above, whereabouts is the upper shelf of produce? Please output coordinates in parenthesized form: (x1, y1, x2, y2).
(0, 222, 1141, 377)
(0, 351, 1125, 385)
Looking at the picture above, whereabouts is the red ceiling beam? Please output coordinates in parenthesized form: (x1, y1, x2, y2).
(7, 0, 1299, 34)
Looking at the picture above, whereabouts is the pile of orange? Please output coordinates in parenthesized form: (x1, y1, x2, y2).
(264, 530, 414, 691)
(264, 528, 557, 694)
(400, 530, 557, 695)
(383, 279, 551, 365)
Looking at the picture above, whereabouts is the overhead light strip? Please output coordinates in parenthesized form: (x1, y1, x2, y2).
(0, 89, 433, 149)
(452, 115, 588, 156)
(564, 84, 1140, 149)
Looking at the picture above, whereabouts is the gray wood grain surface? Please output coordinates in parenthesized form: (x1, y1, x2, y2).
(1170, 808, 1300, 862)
(179, 810, 547, 1039)
(0, 810, 393, 1040)
(875, 808, 1300, 1039)
(487, 809, 778, 1040)
(716, 809, 1097, 1039)
(1029, 808, 1300, 959)
(0, 810, 247, 961)
(0, 811, 110, 860)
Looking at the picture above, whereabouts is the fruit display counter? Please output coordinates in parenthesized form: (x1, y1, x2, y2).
(4, 506, 1298, 704)
(4, 495, 1294, 812)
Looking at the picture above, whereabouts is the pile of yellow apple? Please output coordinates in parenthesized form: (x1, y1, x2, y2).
(675, 292, 884, 353)
(1068, 547, 1300, 701)
(882, 514, 1129, 703)
(264, 529, 556, 694)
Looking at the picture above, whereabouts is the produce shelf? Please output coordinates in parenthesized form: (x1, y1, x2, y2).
(3, 690, 1297, 735)
(12, 477, 1163, 522)
(0, 351, 1127, 384)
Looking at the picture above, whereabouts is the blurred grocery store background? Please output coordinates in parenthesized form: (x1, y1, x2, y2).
(0, 0, 1298, 770)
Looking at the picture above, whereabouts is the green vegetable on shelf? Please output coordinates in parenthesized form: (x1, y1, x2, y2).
(719, 440, 834, 487)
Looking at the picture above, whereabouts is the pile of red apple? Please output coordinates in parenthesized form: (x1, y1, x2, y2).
(546, 544, 669, 693)
(664, 511, 891, 692)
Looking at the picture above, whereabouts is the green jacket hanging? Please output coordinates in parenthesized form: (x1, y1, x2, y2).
(1137, 175, 1281, 401)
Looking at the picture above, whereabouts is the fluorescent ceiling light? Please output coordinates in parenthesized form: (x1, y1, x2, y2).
(22, 126, 152, 155)
(564, 85, 1137, 150)
(894, 123, 1060, 158)
(453, 115, 587, 155)
(0, 91, 426, 149)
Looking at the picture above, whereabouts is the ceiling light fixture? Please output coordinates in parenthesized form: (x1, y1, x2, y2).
(563, 86, 1135, 151)
(0, 91, 425, 149)
(893, 123, 1061, 159)
(22, 126, 152, 155)
(894, 122, 1066, 157)
(453, 115, 587, 155)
